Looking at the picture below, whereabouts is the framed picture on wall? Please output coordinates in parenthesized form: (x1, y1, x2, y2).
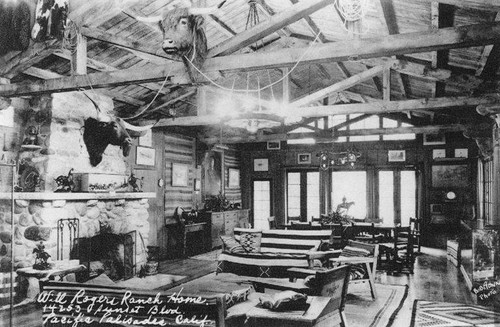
(136, 146, 155, 166)
(254, 158, 269, 171)
(432, 149, 446, 159)
(267, 141, 281, 150)
(172, 163, 189, 187)
(455, 148, 468, 158)
(423, 133, 446, 145)
(297, 153, 311, 164)
(228, 168, 240, 188)
(432, 164, 469, 188)
(388, 150, 406, 162)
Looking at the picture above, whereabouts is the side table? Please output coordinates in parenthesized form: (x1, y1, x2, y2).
(17, 263, 86, 299)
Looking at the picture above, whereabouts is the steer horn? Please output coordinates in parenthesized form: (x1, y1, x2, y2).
(118, 119, 155, 138)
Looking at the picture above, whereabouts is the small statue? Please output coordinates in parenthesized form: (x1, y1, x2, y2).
(128, 173, 143, 192)
(22, 125, 41, 146)
(33, 242, 52, 270)
(54, 168, 74, 192)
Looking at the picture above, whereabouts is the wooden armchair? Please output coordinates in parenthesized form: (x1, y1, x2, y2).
(251, 265, 351, 327)
(329, 240, 379, 300)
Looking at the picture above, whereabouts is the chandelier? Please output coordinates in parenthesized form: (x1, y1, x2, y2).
(318, 148, 361, 169)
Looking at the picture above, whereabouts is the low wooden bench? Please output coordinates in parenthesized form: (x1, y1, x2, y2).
(38, 279, 227, 326)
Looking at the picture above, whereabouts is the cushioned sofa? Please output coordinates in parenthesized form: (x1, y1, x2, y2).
(217, 228, 338, 278)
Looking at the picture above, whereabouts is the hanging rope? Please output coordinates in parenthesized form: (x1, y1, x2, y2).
(184, 31, 322, 93)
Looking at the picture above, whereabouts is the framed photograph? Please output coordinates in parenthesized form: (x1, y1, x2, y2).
(430, 204, 443, 214)
(228, 168, 240, 188)
(455, 148, 468, 158)
(138, 129, 153, 147)
(254, 158, 269, 172)
(432, 149, 446, 159)
(423, 133, 446, 145)
(135, 146, 155, 166)
(432, 164, 469, 188)
(172, 163, 189, 187)
(388, 150, 406, 162)
(267, 141, 281, 150)
(297, 153, 311, 164)
(194, 179, 201, 191)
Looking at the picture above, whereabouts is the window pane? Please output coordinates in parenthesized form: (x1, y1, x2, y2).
(331, 171, 367, 219)
(287, 173, 301, 219)
(350, 115, 379, 142)
(401, 171, 416, 226)
(307, 172, 320, 221)
(379, 171, 394, 226)
(254, 181, 271, 229)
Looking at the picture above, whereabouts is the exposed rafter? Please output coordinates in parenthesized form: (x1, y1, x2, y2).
(208, 0, 332, 57)
(3, 22, 500, 97)
(154, 94, 499, 127)
(201, 124, 468, 144)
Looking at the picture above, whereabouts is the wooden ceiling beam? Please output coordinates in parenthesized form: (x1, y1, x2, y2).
(80, 27, 168, 59)
(154, 94, 499, 127)
(52, 49, 170, 95)
(291, 62, 395, 107)
(23, 67, 146, 106)
(3, 22, 500, 97)
(411, 0, 500, 12)
(476, 12, 500, 77)
(0, 40, 59, 78)
(201, 124, 467, 144)
(208, 0, 332, 57)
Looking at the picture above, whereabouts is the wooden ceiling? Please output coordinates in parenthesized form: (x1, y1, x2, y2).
(1, 0, 500, 144)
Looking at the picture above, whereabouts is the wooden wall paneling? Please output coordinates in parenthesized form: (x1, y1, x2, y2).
(162, 133, 196, 258)
(224, 148, 242, 205)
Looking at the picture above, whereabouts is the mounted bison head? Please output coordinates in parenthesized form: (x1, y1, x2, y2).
(83, 117, 132, 167)
(137, 1, 225, 81)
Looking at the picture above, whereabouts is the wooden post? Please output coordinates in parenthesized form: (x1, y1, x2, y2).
(71, 32, 87, 75)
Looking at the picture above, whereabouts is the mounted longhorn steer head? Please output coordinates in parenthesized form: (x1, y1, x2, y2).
(83, 117, 132, 167)
(136, 1, 226, 81)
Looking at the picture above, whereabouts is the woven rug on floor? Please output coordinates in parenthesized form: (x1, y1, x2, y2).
(345, 283, 409, 327)
(190, 249, 222, 261)
(114, 273, 185, 290)
(410, 300, 500, 327)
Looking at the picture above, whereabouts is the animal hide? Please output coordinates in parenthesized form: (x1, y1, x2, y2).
(31, 0, 69, 41)
(0, 1, 31, 55)
(83, 117, 132, 167)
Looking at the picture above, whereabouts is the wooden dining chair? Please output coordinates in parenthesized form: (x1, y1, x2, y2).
(409, 217, 421, 254)
(379, 226, 414, 274)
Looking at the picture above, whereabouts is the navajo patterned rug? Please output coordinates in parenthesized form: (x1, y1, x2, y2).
(410, 300, 500, 327)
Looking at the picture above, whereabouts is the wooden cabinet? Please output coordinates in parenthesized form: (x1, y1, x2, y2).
(238, 209, 250, 228)
(210, 212, 225, 248)
(224, 211, 238, 236)
(203, 210, 250, 249)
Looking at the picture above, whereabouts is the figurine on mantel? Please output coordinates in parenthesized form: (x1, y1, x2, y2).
(32, 241, 53, 270)
(54, 168, 74, 192)
(128, 172, 143, 192)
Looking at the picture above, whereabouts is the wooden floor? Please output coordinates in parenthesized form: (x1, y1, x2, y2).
(0, 247, 474, 327)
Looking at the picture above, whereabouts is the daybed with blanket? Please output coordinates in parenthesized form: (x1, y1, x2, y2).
(217, 228, 339, 278)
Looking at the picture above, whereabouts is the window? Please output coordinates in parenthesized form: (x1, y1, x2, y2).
(378, 171, 394, 226)
(482, 160, 494, 224)
(377, 170, 416, 226)
(331, 171, 367, 219)
(400, 170, 416, 226)
(349, 115, 379, 142)
(286, 171, 320, 222)
(253, 180, 271, 229)
(287, 173, 301, 218)
(307, 172, 320, 220)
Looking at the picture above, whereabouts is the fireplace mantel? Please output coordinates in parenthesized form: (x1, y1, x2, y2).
(0, 192, 156, 200)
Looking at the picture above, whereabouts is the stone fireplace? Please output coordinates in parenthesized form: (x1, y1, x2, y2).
(0, 91, 154, 278)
